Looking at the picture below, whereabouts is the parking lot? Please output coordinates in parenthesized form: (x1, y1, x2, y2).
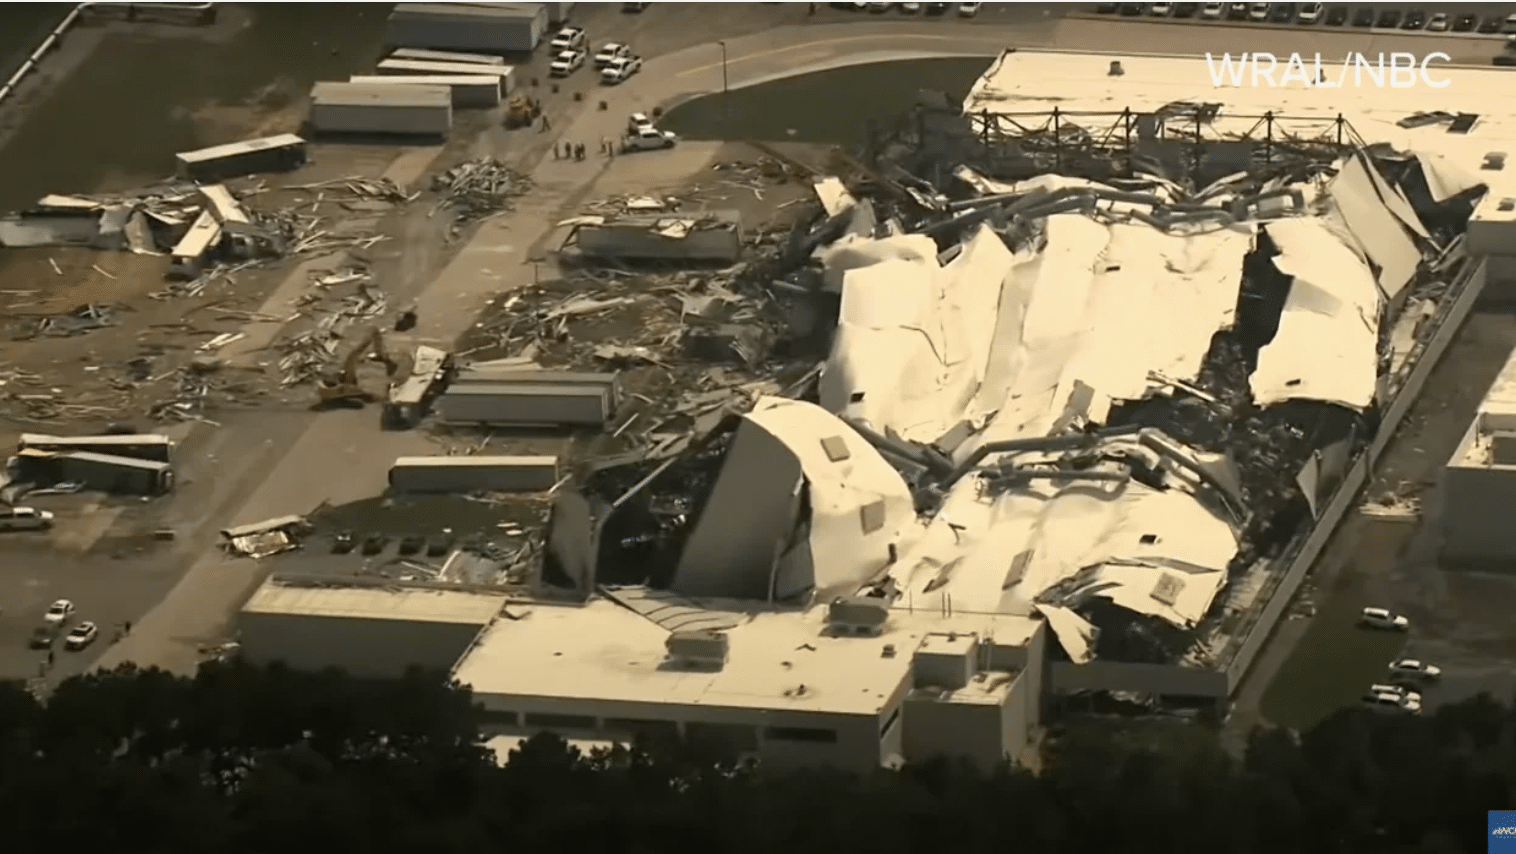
(1092, 2, 1516, 35)
(1255, 311, 1516, 731)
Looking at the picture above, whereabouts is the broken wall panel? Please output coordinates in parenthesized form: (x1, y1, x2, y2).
(1251, 217, 1381, 410)
(1328, 155, 1421, 300)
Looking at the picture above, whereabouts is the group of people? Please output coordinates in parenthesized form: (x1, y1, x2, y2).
(554, 141, 588, 160)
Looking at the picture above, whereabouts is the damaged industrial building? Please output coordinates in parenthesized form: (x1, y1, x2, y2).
(234, 50, 1499, 773)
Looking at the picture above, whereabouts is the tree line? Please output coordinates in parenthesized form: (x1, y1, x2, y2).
(0, 661, 1507, 853)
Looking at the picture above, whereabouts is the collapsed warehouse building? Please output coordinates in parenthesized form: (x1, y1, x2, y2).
(450, 51, 1498, 772)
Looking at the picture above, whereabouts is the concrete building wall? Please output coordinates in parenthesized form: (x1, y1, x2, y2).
(1440, 464, 1516, 567)
(1049, 659, 1228, 698)
(1477, 252, 1516, 305)
(239, 613, 482, 678)
(901, 688, 1011, 772)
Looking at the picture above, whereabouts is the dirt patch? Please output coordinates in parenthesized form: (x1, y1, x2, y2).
(175, 78, 308, 146)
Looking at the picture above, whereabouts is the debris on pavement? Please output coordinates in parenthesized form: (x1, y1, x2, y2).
(430, 157, 533, 235)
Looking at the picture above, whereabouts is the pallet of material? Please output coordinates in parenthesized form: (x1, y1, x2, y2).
(389, 455, 560, 493)
(387, 3, 548, 53)
(374, 58, 518, 95)
(389, 47, 506, 67)
(348, 75, 502, 109)
(174, 134, 307, 182)
(307, 82, 452, 137)
(437, 382, 612, 427)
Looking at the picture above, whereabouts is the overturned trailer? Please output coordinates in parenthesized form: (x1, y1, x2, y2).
(174, 134, 308, 182)
(17, 449, 173, 495)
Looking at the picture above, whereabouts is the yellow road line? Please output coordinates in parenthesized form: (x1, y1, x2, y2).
(675, 33, 1014, 78)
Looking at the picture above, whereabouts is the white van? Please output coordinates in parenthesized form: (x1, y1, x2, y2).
(0, 506, 54, 531)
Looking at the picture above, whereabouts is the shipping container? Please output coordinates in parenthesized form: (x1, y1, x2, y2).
(19, 432, 174, 462)
(437, 382, 611, 427)
(174, 134, 308, 182)
(308, 82, 452, 137)
(168, 210, 223, 279)
(387, 3, 548, 53)
(348, 75, 502, 109)
(50, 450, 173, 495)
(389, 455, 561, 493)
(389, 47, 506, 66)
(373, 58, 517, 94)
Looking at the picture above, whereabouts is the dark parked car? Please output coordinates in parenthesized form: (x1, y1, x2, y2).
(1401, 9, 1425, 29)
(331, 530, 355, 554)
(1096, 2, 1119, 11)
(1174, 2, 1199, 16)
(29, 624, 61, 650)
(1352, 7, 1373, 26)
(1326, 5, 1347, 25)
(1454, 14, 1476, 31)
(925, 2, 950, 12)
(1271, 2, 1295, 22)
(1120, 2, 1144, 14)
(398, 535, 425, 556)
(1376, 9, 1399, 27)
(1228, 2, 1248, 19)
(361, 534, 388, 555)
(426, 537, 453, 558)
(1480, 15, 1503, 33)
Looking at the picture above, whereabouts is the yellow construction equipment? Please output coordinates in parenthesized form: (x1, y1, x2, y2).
(504, 94, 540, 129)
(314, 328, 398, 409)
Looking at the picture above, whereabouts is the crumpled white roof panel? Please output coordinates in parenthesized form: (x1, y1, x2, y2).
(745, 397, 917, 598)
(1251, 216, 1381, 410)
(816, 233, 938, 293)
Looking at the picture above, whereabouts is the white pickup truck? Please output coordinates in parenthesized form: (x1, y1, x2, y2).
(622, 127, 678, 152)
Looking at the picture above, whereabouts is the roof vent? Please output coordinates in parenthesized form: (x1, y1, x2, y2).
(828, 596, 890, 636)
(1482, 152, 1506, 171)
(1108, 61, 1124, 77)
(665, 630, 729, 670)
(1491, 431, 1516, 466)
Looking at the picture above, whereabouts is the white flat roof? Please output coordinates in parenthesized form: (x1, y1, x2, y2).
(1453, 345, 1516, 468)
(242, 581, 507, 625)
(964, 50, 1505, 211)
(453, 597, 1038, 717)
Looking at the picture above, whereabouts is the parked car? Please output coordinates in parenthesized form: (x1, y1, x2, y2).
(1453, 14, 1477, 32)
(1505, 13, 1516, 33)
(1363, 690, 1422, 715)
(1389, 658, 1442, 681)
(64, 621, 99, 651)
(621, 1, 649, 10)
(1173, 2, 1199, 16)
(397, 535, 425, 557)
(1369, 683, 1422, 703)
(1401, 9, 1426, 29)
(331, 531, 355, 554)
(549, 48, 587, 77)
(867, 1, 893, 10)
(627, 112, 655, 134)
(1375, 9, 1400, 28)
(30, 623, 61, 649)
(900, 2, 923, 12)
(926, 2, 951, 13)
(1097, 2, 1119, 11)
(594, 42, 631, 67)
(1150, 2, 1172, 15)
(43, 599, 75, 625)
(1228, 3, 1249, 19)
(361, 534, 387, 556)
(958, 2, 982, 15)
(1352, 7, 1374, 26)
(1271, 3, 1295, 23)
(1325, 5, 1347, 25)
(601, 55, 643, 84)
(1248, 2, 1269, 21)
(426, 536, 453, 558)
(1201, 2, 1224, 18)
(550, 26, 587, 52)
(0, 506, 54, 532)
(1297, 2, 1321, 23)
(623, 127, 678, 152)
(1426, 11, 1448, 31)
(1360, 606, 1410, 631)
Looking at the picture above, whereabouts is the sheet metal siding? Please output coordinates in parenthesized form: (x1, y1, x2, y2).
(239, 611, 481, 678)
(386, 6, 546, 52)
(390, 459, 559, 493)
(348, 75, 501, 109)
(1224, 257, 1487, 693)
(576, 225, 743, 262)
(437, 387, 610, 426)
(308, 101, 452, 136)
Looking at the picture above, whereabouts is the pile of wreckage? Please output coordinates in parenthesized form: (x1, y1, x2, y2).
(1, 431, 175, 501)
(548, 134, 1485, 669)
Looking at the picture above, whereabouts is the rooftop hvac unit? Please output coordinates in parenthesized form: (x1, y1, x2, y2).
(1491, 431, 1516, 466)
(827, 596, 890, 636)
(665, 630, 729, 670)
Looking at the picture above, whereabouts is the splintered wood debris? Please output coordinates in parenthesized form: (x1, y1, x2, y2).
(430, 158, 534, 235)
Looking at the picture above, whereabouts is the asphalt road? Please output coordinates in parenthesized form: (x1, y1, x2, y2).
(1, 0, 1507, 698)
